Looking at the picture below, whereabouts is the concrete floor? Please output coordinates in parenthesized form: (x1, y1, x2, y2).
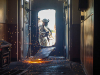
(2, 56, 86, 75)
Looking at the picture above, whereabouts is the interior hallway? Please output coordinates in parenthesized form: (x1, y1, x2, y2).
(0, 0, 96, 75)
(1, 56, 86, 75)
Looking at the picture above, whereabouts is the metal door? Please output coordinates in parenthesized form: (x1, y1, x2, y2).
(23, 0, 31, 58)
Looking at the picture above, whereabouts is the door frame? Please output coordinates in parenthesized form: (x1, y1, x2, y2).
(23, 0, 31, 58)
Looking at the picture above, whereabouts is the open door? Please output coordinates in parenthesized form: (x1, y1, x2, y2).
(31, 0, 64, 57)
(23, 0, 31, 58)
(38, 9, 56, 47)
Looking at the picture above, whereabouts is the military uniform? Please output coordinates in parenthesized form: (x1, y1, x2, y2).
(39, 25, 48, 46)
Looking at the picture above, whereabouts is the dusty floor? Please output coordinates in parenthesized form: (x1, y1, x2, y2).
(1, 56, 86, 75)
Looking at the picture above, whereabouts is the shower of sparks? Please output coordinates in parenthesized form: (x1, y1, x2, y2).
(22, 58, 50, 64)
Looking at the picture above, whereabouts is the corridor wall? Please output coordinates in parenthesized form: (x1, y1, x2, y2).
(80, 0, 94, 75)
(0, 0, 7, 40)
(69, 0, 81, 62)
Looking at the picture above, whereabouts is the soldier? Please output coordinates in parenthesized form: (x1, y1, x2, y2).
(38, 19, 52, 46)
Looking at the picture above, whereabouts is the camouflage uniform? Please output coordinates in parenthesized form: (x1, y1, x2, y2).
(39, 25, 48, 46)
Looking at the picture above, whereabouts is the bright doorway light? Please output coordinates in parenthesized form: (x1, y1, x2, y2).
(38, 9, 56, 46)
(25, 0, 29, 2)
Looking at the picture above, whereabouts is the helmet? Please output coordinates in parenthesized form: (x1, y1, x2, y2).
(42, 19, 49, 22)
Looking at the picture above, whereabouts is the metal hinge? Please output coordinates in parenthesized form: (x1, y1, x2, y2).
(28, 25, 31, 30)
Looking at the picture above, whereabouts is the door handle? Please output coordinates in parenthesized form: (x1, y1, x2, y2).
(28, 25, 31, 30)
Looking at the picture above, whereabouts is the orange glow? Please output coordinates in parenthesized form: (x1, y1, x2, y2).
(38, 59, 42, 60)
(22, 59, 50, 64)
(26, 61, 42, 63)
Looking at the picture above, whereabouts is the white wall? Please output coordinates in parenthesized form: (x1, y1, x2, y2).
(0, 0, 6, 23)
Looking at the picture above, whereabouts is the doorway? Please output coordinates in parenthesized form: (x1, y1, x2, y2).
(38, 9, 56, 47)
(19, 0, 70, 60)
(26, 0, 67, 57)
